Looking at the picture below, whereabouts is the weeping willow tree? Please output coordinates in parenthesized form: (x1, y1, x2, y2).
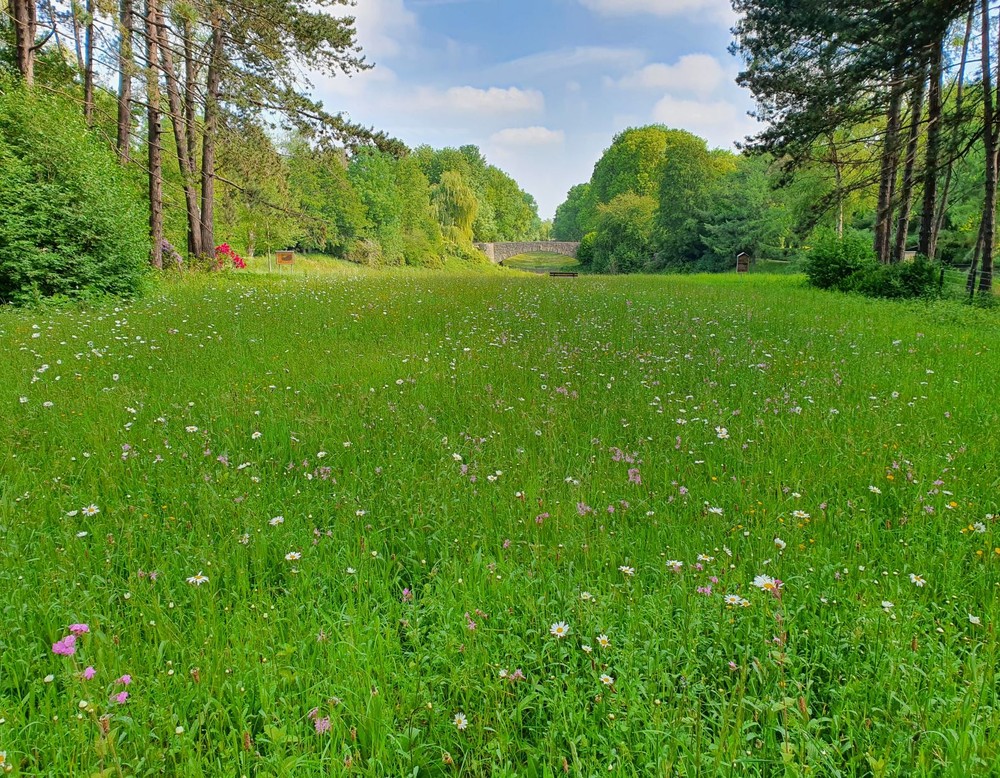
(432, 170, 478, 245)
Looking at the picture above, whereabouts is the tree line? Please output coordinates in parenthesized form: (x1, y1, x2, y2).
(1, 0, 541, 300)
(554, 2, 996, 298)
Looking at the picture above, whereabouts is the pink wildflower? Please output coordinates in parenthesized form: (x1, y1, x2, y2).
(82, 666, 97, 680)
(116, 674, 132, 686)
(68, 624, 89, 635)
(52, 635, 77, 656)
(112, 691, 129, 705)
(314, 716, 332, 734)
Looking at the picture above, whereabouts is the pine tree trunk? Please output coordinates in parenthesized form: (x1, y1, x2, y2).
(893, 73, 927, 264)
(12, 0, 37, 85)
(828, 133, 844, 237)
(116, 0, 133, 161)
(182, 18, 198, 171)
(968, 214, 986, 296)
(980, 0, 997, 295)
(146, 0, 164, 269)
(83, 0, 96, 125)
(875, 77, 904, 263)
(917, 40, 943, 260)
(935, 10, 973, 243)
(200, 15, 224, 260)
(157, 9, 203, 257)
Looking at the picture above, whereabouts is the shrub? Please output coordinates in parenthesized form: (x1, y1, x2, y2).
(577, 232, 598, 267)
(804, 229, 873, 290)
(805, 230, 941, 299)
(0, 78, 149, 305)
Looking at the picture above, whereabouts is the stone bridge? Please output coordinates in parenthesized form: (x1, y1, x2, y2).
(473, 241, 581, 265)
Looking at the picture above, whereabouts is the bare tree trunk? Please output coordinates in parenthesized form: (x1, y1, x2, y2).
(979, 0, 996, 295)
(146, 0, 164, 269)
(182, 17, 199, 170)
(71, 1, 85, 74)
(157, 8, 203, 257)
(200, 14, 224, 259)
(83, 0, 95, 124)
(917, 39, 943, 260)
(935, 9, 973, 243)
(893, 72, 927, 264)
(12, 0, 37, 85)
(116, 0, 133, 162)
(968, 214, 986, 296)
(875, 76, 904, 263)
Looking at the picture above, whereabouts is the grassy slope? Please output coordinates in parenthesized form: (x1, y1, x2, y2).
(1, 273, 999, 775)
(502, 252, 584, 274)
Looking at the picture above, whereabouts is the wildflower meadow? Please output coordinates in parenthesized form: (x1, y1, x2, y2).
(1, 271, 999, 776)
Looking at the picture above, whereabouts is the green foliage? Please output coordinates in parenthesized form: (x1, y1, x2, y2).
(699, 155, 792, 271)
(805, 230, 940, 298)
(433, 170, 479, 246)
(414, 145, 541, 242)
(590, 126, 673, 205)
(590, 193, 658, 274)
(654, 137, 735, 268)
(347, 149, 447, 267)
(804, 229, 877, 290)
(577, 231, 597, 267)
(286, 138, 367, 256)
(552, 183, 591, 241)
(0, 79, 148, 305)
(217, 124, 302, 256)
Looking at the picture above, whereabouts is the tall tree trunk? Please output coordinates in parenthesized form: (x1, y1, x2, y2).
(157, 9, 203, 257)
(71, 1, 85, 74)
(116, 0, 133, 162)
(979, 0, 996, 295)
(200, 14, 224, 259)
(968, 212, 986, 296)
(875, 76, 905, 263)
(182, 18, 199, 170)
(146, 0, 164, 269)
(83, 0, 95, 124)
(828, 133, 844, 237)
(893, 72, 927, 264)
(12, 0, 37, 85)
(917, 40, 943, 260)
(936, 9, 973, 243)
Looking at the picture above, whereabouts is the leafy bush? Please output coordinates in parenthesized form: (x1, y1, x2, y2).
(0, 78, 149, 305)
(577, 232, 598, 267)
(590, 193, 657, 274)
(805, 229, 940, 299)
(804, 229, 873, 290)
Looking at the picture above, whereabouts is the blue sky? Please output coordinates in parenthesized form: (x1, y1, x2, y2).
(313, 0, 759, 218)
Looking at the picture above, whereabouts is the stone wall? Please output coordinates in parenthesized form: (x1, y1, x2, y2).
(473, 241, 581, 264)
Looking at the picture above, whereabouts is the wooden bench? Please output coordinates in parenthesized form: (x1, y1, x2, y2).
(549, 271, 579, 278)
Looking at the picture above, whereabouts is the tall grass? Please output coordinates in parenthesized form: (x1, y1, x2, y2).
(1, 272, 998, 775)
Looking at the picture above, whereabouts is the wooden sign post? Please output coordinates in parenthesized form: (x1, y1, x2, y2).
(736, 252, 751, 273)
(275, 251, 295, 271)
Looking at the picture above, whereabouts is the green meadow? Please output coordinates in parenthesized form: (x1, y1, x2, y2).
(1, 270, 999, 776)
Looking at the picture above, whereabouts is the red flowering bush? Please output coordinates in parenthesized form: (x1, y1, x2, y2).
(215, 243, 246, 270)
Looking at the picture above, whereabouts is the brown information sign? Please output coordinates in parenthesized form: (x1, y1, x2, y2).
(276, 251, 295, 266)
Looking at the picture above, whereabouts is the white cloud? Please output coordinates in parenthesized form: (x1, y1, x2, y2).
(651, 95, 758, 148)
(578, 0, 735, 24)
(494, 46, 646, 79)
(345, 0, 419, 60)
(490, 127, 566, 147)
(615, 54, 727, 97)
(412, 86, 545, 116)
